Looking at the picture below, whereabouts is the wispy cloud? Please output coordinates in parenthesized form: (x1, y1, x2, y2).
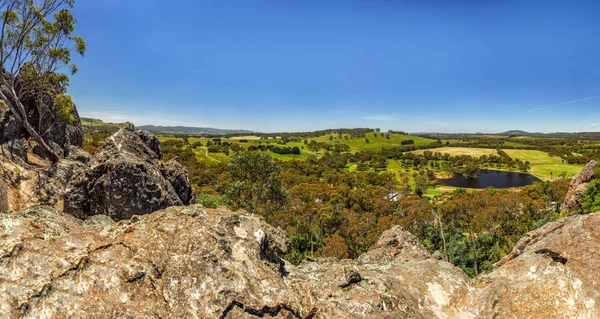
(362, 114, 398, 121)
(519, 96, 600, 115)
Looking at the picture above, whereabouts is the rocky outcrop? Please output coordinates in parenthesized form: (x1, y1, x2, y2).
(0, 155, 86, 212)
(287, 227, 473, 318)
(561, 160, 598, 212)
(1, 72, 88, 211)
(0, 84, 84, 163)
(472, 212, 600, 318)
(1, 204, 598, 318)
(0, 205, 468, 318)
(161, 158, 197, 205)
(18, 72, 84, 157)
(64, 125, 197, 220)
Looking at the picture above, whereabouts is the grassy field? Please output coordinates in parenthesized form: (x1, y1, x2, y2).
(503, 149, 583, 180)
(159, 132, 437, 164)
(413, 147, 584, 180)
(313, 132, 435, 153)
(192, 147, 229, 165)
(414, 147, 496, 157)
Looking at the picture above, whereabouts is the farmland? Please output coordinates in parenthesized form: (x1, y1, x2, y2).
(412, 147, 583, 180)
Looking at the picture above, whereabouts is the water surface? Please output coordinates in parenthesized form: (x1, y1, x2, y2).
(438, 170, 540, 189)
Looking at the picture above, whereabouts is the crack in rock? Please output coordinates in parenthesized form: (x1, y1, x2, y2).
(535, 248, 568, 265)
(219, 299, 311, 319)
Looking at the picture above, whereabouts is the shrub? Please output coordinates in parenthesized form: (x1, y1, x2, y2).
(196, 193, 228, 209)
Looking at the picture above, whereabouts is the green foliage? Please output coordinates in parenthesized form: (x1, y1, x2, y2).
(1, 1, 85, 76)
(226, 151, 288, 217)
(454, 188, 467, 195)
(196, 193, 228, 209)
(581, 181, 600, 214)
(53, 94, 75, 124)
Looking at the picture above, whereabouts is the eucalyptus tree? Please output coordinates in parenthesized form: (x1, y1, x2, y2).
(226, 151, 288, 218)
(0, 0, 85, 162)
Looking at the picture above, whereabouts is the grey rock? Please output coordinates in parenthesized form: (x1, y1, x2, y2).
(64, 126, 196, 220)
(161, 158, 197, 204)
(65, 145, 91, 163)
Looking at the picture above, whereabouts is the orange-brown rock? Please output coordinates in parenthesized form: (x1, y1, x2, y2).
(1, 205, 599, 318)
(562, 160, 598, 212)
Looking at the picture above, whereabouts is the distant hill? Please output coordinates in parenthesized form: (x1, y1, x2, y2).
(497, 130, 600, 139)
(80, 117, 124, 133)
(498, 130, 531, 136)
(137, 125, 253, 135)
(81, 118, 253, 135)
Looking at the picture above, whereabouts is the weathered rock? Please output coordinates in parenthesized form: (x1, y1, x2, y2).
(472, 212, 600, 318)
(19, 75, 84, 155)
(66, 145, 91, 163)
(562, 160, 598, 212)
(161, 158, 197, 204)
(0, 179, 8, 212)
(0, 106, 27, 162)
(0, 205, 471, 318)
(64, 126, 197, 220)
(0, 205, 303, 318)
(0, 155, 86, 212)
(31, 139, 65, 159)
(287, 226, 473, 318)
(1, 204, 598, 318)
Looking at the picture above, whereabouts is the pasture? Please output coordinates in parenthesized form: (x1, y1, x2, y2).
(413, 147, 584, 180)
(159, 132, 437, 164)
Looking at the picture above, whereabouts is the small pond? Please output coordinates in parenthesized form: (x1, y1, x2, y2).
(438, 170, 540, 189)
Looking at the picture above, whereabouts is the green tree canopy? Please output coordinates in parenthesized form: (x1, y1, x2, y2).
(1, 0, 86, 162)
(226, 151, 288, 217)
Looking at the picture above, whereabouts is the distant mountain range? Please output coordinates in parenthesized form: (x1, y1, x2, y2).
(137, 125, 253, 135)
(497, 130, 533, 136)
(81, 118, 253, 135)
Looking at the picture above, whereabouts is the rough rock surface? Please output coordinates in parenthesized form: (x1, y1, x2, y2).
(0, 105, 27, 162)
(1, 75, 88, 211)
(18, 74, 85, 157)
(473, 212, 600, 318)
(161, 158, 197, 205)
(0, 179, 8, 212)
(0, 87, 84, 163)
(64, 125, 197, 220)
(0, 156, 86, 212)
(562, 160, 598, 212)
(1, 204, 598, 318)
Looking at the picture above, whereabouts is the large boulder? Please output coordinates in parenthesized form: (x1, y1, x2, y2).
(561, 160, 598, 212)
(64, 125, 197, 220)
(0, 204, 599, 318)
(471, 212, 600, 318)
(287, 226, 473, 318)
(0, 205, 469, 319)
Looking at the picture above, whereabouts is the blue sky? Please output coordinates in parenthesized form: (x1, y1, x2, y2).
(69, 1, 600, 133)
